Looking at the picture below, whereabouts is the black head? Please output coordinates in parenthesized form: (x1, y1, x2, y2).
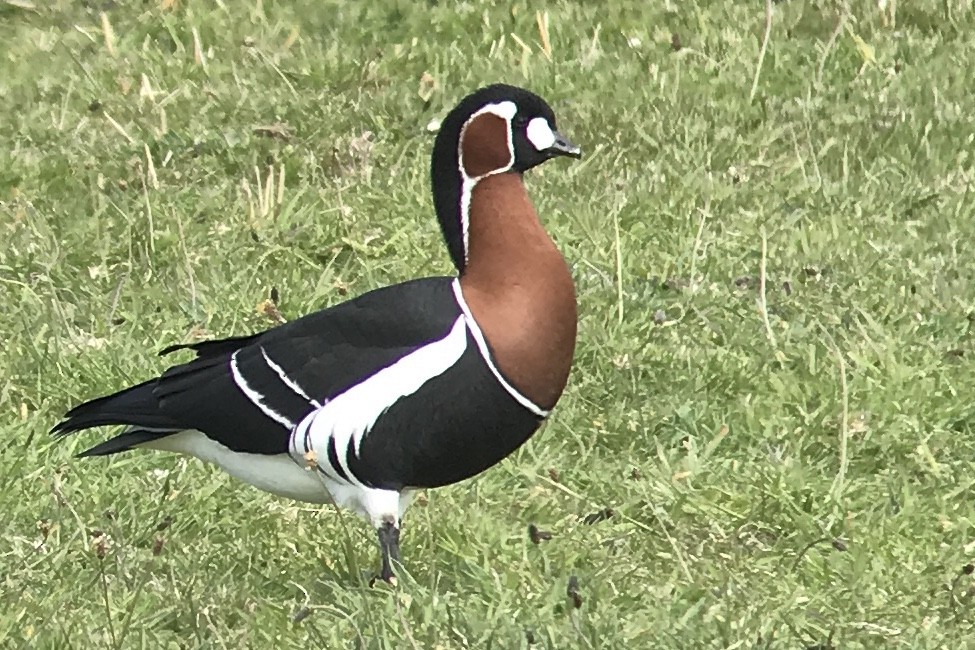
(431, 84, 581, 271)
(435, 84, 580, 178)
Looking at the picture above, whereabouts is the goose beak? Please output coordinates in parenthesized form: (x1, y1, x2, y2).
(545, 131, 582, 159)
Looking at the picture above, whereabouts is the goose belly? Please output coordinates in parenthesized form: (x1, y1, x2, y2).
(144, 430, 331, 503)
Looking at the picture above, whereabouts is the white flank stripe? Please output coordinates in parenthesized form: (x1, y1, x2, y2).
(230, 350, 295, 429)
(294, 315, 469, 484)
(450, 280, 550, 418)
(260, 347, 322, 407)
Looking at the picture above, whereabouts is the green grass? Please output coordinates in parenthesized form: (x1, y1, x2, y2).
(3, 0, 975, 646)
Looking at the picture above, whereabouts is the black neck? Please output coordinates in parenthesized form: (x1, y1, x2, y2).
(431, 84, 537, 274)
(430, 120, 467, 273)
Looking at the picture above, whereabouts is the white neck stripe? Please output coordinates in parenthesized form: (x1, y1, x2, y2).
(450, 279, 550, 418)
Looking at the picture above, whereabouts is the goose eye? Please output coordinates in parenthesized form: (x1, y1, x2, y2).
(513, 115, 529, 129)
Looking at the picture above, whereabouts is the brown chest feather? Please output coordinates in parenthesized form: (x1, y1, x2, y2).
(459, 174, 577, 411)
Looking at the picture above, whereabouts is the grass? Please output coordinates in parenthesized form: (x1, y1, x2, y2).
(3, 0, 975, 646)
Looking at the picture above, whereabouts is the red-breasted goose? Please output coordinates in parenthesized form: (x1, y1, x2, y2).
(52, 84, 582, 584)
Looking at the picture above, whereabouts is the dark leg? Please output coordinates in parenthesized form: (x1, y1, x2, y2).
(373, 519, 401, 586)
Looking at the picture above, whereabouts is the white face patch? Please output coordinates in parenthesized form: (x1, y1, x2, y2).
(526, 117, 556, 151)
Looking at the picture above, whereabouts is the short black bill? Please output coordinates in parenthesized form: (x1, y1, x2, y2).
(545, 131, 582, 159)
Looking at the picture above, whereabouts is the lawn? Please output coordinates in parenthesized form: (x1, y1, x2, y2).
(3, 0, 975, 647)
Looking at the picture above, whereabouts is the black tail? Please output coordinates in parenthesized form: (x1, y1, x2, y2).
(76, 429, 177, 456)
(158, 332, 259, 358)
(52, 379, 181, 456)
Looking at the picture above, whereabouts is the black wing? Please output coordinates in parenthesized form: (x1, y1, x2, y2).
(54, 277, 461, 456)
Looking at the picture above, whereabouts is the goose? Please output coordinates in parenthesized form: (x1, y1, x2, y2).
(53, 83, 581, 583)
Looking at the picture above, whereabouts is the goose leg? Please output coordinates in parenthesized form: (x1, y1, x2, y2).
(372, 519, 401, 586)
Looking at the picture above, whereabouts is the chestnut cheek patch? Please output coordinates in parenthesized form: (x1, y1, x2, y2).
(460, 113, 514, 178)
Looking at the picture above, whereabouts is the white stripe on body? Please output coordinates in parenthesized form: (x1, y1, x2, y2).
(290, 315, 469, 525)
(230, 350, 295, 429)
(260, 347, 323, 407)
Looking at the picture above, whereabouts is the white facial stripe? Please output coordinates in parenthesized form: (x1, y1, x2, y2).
(460, 180, 473, 264)
(526, 117, 556, 151)
(476, 100, 517, 121)
(457, 101, 517, 264)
